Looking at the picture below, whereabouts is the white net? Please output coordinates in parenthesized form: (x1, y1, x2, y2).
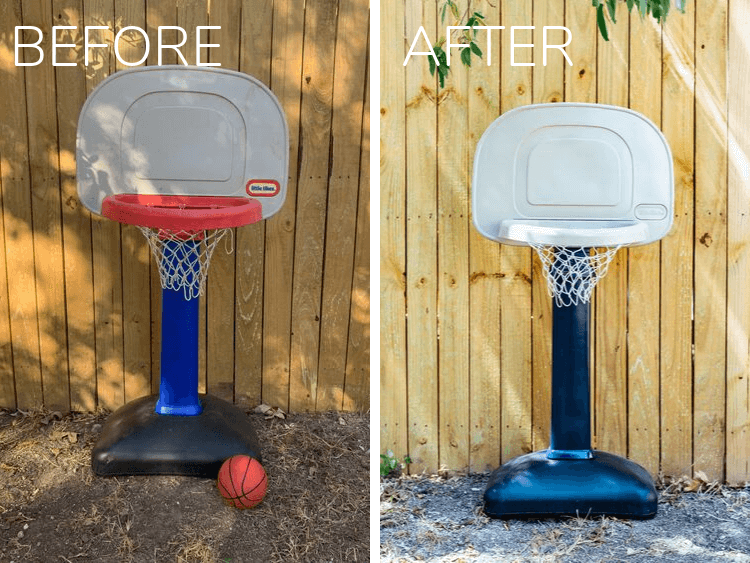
(530, 245, 621, 307)
(138, 227, 233, 300)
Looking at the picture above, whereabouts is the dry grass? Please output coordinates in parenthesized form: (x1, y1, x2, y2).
(169, 527, 220, 563)
(0, 407, 369, 562)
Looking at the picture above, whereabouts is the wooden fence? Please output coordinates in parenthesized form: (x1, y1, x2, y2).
(0, 0, 370, 414)
(381, 0, 750, 483)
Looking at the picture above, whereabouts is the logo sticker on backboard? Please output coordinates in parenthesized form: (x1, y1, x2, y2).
(246, 179, 280, 197)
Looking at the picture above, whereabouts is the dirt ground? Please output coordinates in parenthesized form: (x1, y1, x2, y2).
(381, 472, 750, 562)
(0, 406, 369, 562)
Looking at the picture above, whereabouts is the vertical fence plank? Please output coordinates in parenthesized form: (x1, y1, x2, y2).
(380, 0, 409, 460)
(404, 0, 438, 472)
(563, 1, 597, 450)
(205, 4, 241, 403)
(627, 14, 663, 478)
(116, 0, 151, 405)
(693, 0, 727, 482)
(0, 173, 14, 408)
(54, 0, 96, 413)
(1, 4, 44, 410)
(499, 0, 533, 463)
(342, 57, 370, 413)
(727, 1, 750, 485)
(528, 0, 565, 455)
(467, 0, 501, 472)
(23, 0, 70, 412)
(595, 8, 629, 458)
(317, 0, 369, 411)
(264, 0, 305, 411)
(437, 9, 470, 472)
(289, 0, 338, 412)
(145, 0, 177, 396)
(83, 0, 125, 412)
(661, 6, 695, 478)
(234, 0, 273, 408)
(0, 2, 30, 410)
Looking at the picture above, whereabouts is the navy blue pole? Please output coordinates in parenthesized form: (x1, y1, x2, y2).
(548, 247, 592, 459)
(548, 298, 592, 458)
(155, 239, 202, 416)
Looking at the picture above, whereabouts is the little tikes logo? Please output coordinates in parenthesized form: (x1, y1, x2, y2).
(246, 179, 280, 197)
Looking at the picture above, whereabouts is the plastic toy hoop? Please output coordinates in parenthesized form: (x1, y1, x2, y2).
(531, 245, 621, 307)
(102, 194, 263, 300)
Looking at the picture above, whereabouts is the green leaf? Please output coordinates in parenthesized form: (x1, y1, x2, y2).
(450, 1, 459, 20)
(429, 53, 436, 76)
(461, 47, 472, 67)
(606, 0, 617, 23)
(438, 70, 445, 88)
(638, 0, 647, 17)
(441, 2, 448, 23)
(597, 4, 610, 41)
(435, 46, 447, 66)
(470, 41, 482, 57)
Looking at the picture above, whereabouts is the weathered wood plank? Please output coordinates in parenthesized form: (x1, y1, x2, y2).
(343, 55, 370, 413)
(0, 2, 44, 410)
(404, 0, 438, 472)
(627, 13, 663, 478)
(24, 0, 70, 412)
(595, 8, 629, 458)
(316, 0, 369, 411)
(500, 0, 533, 463)
(380, 0, 408, 461)
(727, 0, 750, 484)
(661, 5, 695, 478)
(234, 0, 273, 408)
(205, 3, 241, 403)
(437, 10, 471, 472)
(693, 0, 727, 482)
(467, 0, 501, 472)
(263, 0, 305, 411)
(288, 0, 338, 412)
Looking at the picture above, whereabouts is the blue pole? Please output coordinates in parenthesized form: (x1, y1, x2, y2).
(547, 248, 592, 459)
(155, 239, 202, 416)
(548, 298, 592, 458)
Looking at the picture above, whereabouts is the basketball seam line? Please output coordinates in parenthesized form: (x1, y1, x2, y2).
(221, 474, 268, 501)
(227, 456, 241, 499)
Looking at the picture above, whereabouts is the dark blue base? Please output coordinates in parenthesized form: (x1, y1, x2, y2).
(92, 394, 261, 478)
(483, 450, 657, 519)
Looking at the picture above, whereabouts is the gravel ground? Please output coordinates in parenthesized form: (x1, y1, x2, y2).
(380, 473, 750, 562)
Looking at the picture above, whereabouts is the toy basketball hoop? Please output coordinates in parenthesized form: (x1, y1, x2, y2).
(474, 103, 672, 307)
(77, 66, 288, 477)
(101, 194, 263, 299)
(472, 103, 673, 518)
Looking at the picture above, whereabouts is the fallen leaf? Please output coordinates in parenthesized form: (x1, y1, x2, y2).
(254, 404, 273, 414)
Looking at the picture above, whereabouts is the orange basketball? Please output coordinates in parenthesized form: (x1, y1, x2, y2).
(217, 455, 268, 509)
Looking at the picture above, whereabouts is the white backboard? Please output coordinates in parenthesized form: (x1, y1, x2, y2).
(77, 66, 288, 220)
(472, 103, 673, 247)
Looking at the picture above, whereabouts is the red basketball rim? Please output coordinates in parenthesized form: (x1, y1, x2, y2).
(101, 194, 263, 231)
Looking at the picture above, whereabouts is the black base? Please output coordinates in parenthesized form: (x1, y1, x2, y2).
(92, 394, 261, 477)
(483, 450, 657, 519)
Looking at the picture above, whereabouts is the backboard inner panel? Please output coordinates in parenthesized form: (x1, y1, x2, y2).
(518, 126, 632, 217)
(132, 104, 236, 182)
